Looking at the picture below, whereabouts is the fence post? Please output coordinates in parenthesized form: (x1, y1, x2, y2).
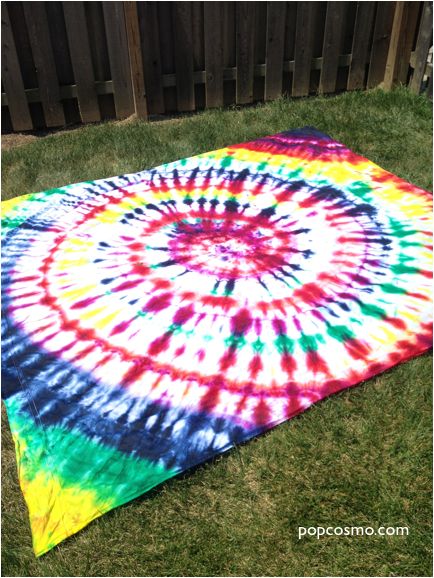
(236, 2, 255, 104)
(409, 1, 433, 94)
(1, 2, 33, 131)
(63, 1, 101, 123)
(292, 3, 316, 97)
(23, 2, 65, 127)
(173, 2, 195, 112)
(384, 1, 421, 90)
(124, 1, 148, 119)
(102, 1, 135, 119)
(265, 1, 287, 101)
(204, 2, 224, 108)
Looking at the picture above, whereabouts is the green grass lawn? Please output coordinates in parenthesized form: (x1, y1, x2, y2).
(1, 87, 432, 577)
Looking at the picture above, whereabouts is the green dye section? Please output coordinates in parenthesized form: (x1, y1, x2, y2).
(169, 324, 195, 339)
(5, 395, 177, 508)
(326, 325, 355, 343)
(380, 283, 407, 295)
(400, 240, 425, 248)
(388, 217, 417, 239)
(358, 302, 386, 318)
(349, 181, 373, 200)
(252, 338, 265, 354)
(275, 334, 295, 355)
(390, 264, 421, 275)
(225, 335, 247, 350)
(299, 333, 325, 353)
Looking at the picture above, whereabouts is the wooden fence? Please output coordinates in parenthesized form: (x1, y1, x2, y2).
(1, 1, 433, 132)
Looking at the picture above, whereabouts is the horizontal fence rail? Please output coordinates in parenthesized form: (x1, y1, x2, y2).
(1, 1, 433, 132)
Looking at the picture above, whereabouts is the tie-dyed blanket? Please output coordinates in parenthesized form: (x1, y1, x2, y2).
(2, 128, 432, 556)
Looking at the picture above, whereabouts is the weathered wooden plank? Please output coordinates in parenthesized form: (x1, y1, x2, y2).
(396, 1, 421, 83)
(347, 1, 376, 90)
(410, 2, 433, 93)
(63, 1, 101, 123)
(102, 1, 134, 118)
(367, 1, 396, 88)
(192, 2, 204, 70)
(223, 1, 236, 67)
(124, 1, 148, 118)
(204, 2, 224, 108)
(46, 2, 74, 85)
(236, 1, 255, 104)
(173, 2, 195, 111)
(319, 2, 347, 94)
(6, 2, 37, 89)
(265, 1, 287, 100)
(46, 1, 81, 126)
(283, 1, 297, 95)
(1, 3, 33, 131)
(384, 1, 421, 89)
(157, 2, 177, 112)
(383, 2, 405, 89)
(23, 2, 65, 127)
(138, 1, 164, 114)
(292, 2, 316, 97)
(85, 2, 111, 81)
(85, 1, 115, 120)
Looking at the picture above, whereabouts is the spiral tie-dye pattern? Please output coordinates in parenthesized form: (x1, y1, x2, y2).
(1, 128, 432, 555)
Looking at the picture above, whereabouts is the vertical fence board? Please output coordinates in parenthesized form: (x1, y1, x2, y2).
(85, 1, 115, 120)
(384, 2, 409, 89)
(410, 1, 433, 93)
(192, 1, 205, 109)
(223, 2, 236, 67)
(23, 1, 65, 127)
(222, 1, 236, 105)
(138, 1, 165, 114)
(293, 2, 316, 97)
(284, 2, 297, 61)
(394, 1, 421, 83)
(45, 2, 74, 86)
(265, 1, 287, 101)
(204, 2, 223, 108)
(63, 1, 101, 123)
(46, 1, 81, 126)
(236, 1, 255, 104)
(158, 2, 177, 112)
(7, 2, 37, 89)
(124, 0, 148, 118)
(284, 2, 297, 95)
(192, 2, 204, 69)
(347, 1, 376, 90)
(86, 2, 111, 81)
(102, 1, 134, 118)
(1, 3, 33, 131)
(319, 2, 347, 94)
(173, 2, 195, 111)
(367, 1, 396, 88)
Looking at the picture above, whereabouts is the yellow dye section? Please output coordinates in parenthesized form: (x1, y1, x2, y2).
(20, 469, 112, 556)
(2, 196, 32, 215)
